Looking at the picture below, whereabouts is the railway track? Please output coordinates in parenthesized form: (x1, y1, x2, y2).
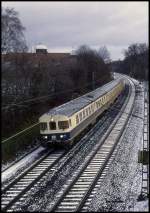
(1, 149, 66, 211)
(2, 145, 47, 187)
(2, 144, 41, 173)
(0, 112, 115, 212)
(48, 77, 135, 212)
(1, 107, 116, 212)
(1, 76, 135, 212)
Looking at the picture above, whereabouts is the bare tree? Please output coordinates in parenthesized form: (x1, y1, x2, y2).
(122, 43, 148, 80)
(2, 7, 28, 53)
(75, 45, 112, 90)
(98, 46, 111, 63)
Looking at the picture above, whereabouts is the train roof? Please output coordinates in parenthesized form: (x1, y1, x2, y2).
(45, 78, 122, 117)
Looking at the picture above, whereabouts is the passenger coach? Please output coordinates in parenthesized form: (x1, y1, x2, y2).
(39, 78, 124, 147)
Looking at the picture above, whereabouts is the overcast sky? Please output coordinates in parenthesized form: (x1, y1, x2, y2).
(2, 1, 148, 60)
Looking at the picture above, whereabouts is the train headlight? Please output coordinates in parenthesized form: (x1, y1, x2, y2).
(60, 135, 64, 138)
(44, 136, 48, 139)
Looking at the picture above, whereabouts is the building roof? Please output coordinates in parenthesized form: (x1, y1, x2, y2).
(2, 53, 72, 64)
(36, 44, 47, 50)
(45, 78, 122, 117)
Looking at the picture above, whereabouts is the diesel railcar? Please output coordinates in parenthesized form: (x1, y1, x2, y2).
(39, 78, 124, 147)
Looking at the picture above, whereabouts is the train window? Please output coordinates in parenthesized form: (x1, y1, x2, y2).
(69, 119, 72, 126)
(83, 110, 86, 119)
(91, 105, 93, 112)
(79, 112, 82, 121)
(90, 106, 92, 112)
(58, 121, 69, 129)
(40, 122, 47, 131)
(86, 108, 88, 116)
(92, 105, 94, 112)
(88, 107, 90, 115)
(49, 122, 56, 130)
(103, 97, 105, 103)
(76, 115, 79, 124)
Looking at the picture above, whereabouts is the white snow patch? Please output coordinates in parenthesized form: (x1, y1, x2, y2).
(133, 200, 149, 212)
(87, 78, 148, 212)
(2, 146, 45, 183)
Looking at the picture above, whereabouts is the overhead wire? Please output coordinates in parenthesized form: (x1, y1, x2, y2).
(4, 78, 144, 143)
(2, 87, 146, 144)
(2, 122, 40, 144)
(2, 79, 104, 110)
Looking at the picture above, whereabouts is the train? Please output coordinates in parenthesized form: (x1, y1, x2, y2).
(39, 78, 125, 147)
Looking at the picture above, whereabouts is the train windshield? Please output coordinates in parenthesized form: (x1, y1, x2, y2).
(58, 121, 69, 130)
(49, 122, 56, 130)
(40, 122, 47, 131)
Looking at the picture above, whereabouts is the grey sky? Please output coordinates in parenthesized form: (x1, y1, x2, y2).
(2, 1, 148, 60)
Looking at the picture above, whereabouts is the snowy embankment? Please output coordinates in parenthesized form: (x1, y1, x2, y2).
(2, 146, 45, 183)
(88, 81, 148, 212)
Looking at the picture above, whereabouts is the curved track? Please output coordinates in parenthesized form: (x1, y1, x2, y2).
(49, 76, 135, 212)
(1, 76, 135, 212)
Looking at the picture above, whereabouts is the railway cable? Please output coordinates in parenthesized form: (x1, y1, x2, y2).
(2, 122, 40, 144)
(2, 93, 143, 143)
(2, 78, 129, 144)
(2, 79, 104, 110)
(2, 79, 109, 144)
(1, 80, 132, 211)
(110, 105, 144, 120)
(2, 82, 142, 144)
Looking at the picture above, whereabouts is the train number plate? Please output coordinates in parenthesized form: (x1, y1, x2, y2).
(51, 135, 56, 140)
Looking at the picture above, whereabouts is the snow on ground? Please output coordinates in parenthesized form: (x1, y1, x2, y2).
(87, 81, 149, 212)
(133, 200, 149, 212)
(2, 140, 40, 171)
(2, 146, 45, 183)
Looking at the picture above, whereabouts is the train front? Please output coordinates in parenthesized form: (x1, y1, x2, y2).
(39, 113, 72, 146)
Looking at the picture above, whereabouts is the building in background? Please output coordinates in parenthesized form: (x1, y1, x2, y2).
(2, 43, 77, 69)
(35, 44, 48, 54)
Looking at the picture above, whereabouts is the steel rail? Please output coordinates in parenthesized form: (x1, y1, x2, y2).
(2, 77, 131, 212)
(6, 88, 127, 212)
(49, 77, 135, 212)
(2, 144, 41, 173)
(1, 149, 66, 211)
